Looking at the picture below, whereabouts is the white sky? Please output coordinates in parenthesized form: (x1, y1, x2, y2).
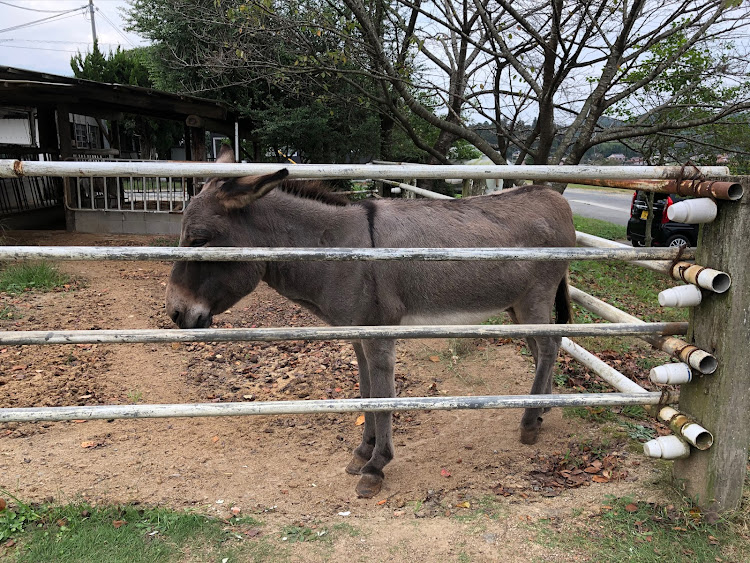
(0, 0, 146, 76)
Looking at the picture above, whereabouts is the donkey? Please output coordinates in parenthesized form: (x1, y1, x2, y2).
(166, 147, 576, 498)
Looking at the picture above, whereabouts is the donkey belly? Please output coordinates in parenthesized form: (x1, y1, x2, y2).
(400, 309, 506, 326)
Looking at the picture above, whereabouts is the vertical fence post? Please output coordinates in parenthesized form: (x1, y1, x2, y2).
(673, 176, 750, 517)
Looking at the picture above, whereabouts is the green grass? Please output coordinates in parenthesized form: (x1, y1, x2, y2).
(0, 499, 275, 563)
(573, 215, 627, 241)
(533, 495, 748, 562)
(0, 303, 19, 319)
(0, 262, 71, 294)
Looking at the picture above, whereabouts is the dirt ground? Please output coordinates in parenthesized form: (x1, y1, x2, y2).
(0, 231, 673, 561)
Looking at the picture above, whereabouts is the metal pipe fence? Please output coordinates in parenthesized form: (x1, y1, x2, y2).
(0, 322, 688, 346)
(0, 160, 730, 182)
(0, 161, 727, 428)
(0, 245, 695, 262)
(0, 393, 671, 424)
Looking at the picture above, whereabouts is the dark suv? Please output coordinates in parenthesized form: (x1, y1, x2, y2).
(626, 191, 699, 247)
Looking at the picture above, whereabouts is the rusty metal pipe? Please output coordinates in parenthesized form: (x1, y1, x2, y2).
(657, 406, 714, 450)
(671, 262, 731, 293)
(572, 179, 743, 200)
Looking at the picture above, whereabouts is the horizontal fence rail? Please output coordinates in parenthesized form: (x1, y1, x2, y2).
(0, 393, 672, 423)
(0, 245, 695, 262)
(0, 322, 689, 346)
(0, 160, 730, 181)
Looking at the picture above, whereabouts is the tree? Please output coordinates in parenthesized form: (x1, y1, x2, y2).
(126, 0, 388, 162)
(126, 1, 750, 170)
(338, 0, 750, 170)
(71, 44, 182, 159)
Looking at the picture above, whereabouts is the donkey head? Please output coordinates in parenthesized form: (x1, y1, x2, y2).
(165, 146, 289, 328)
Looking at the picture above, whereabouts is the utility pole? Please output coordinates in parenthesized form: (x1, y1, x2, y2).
(88, 0, 97, 46)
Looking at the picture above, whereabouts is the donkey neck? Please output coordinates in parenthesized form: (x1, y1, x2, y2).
(252, 190, 369, 246)
(253, 191, 372, 321)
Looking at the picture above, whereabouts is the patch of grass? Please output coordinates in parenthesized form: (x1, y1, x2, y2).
(532, 492, 750, 562)
(280, 524, 330, 543)
(619, 405, 649, 420)
(150, 236, 179, 247)
(573, 215, 626, 240)
(451, 495, 506, 523)
(569, 259, 687, 324)
(0, 490, 42, 543)
(0, 498, 277, 563)
(563, 406, 617, 423)
(447, 338, 478, 359)
(618, 420, 657, 442)
(0, 303, 19, 320)
(591, 496, 743, 561)
(0, 262, 71, 294)
(126, 390, 144, 404)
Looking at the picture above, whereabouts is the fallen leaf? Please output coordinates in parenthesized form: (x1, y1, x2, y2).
(591, 475, 609, 483)
(625, 503, 638, 513)
(355, 415, 365, 426)
(429, 356, 440, 363)
(212, 436, 220, 443)
(112, 520, 127, 528)
(455, 501, 470, 509)
(0, 498, 5, 511)
(80, 441, 99, 448)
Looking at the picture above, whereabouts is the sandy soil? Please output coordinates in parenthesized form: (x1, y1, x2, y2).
(0, 231, 672, 561)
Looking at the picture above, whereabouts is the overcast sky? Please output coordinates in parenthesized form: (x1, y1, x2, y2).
(0, 0, 146, 76)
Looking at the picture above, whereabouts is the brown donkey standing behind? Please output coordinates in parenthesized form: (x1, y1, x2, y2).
(166, 147, 576, 498)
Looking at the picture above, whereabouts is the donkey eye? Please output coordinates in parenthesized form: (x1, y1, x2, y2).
(189, 239, 208, 247)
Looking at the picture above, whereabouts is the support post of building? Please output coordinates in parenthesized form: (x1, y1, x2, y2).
(55, 105, 75, 231)
(673, 176, 750, 518)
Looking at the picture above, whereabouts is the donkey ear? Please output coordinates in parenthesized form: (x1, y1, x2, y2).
(217, 169, 290, 209)
(216, 144, 236, 164)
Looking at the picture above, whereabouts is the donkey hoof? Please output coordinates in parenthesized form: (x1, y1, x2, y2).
(520, 427, 539, 445)
(356, 473, 383, 498)
(345, 454, 369, 475)
(520, 416, 544, 444)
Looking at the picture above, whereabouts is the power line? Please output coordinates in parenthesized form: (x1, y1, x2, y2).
(0, 6, 88, 34)
(95, 7, 136, 48)
(0, 38, 120, 45)
(0, 44, 81, 54)
(0, 0, 78, 13)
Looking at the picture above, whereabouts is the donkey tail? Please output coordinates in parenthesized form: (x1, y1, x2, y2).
(554, 276, 572, 324)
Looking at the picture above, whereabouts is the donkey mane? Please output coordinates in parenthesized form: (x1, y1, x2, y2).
(277, 179, 351, 207)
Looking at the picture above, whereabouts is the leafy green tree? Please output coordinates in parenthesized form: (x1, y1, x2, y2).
(611, 27, 750, 167)
(70, 44, 182, 159)
(126, 0, 390, 162)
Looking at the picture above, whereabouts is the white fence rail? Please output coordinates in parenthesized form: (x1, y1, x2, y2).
(0, 160, 730, 181)
(0, 245, 695, 262)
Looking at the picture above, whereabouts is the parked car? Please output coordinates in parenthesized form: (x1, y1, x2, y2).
(626, 191, 699, 247)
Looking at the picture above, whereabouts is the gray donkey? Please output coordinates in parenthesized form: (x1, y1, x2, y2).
(166, 148, 576, 498)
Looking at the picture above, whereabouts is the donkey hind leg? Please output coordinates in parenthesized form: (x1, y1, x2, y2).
(509, 308, 550, 411)
(350, 339, 396, 498)
(510, 303, 561, 445)
(346, 341, 374, 476)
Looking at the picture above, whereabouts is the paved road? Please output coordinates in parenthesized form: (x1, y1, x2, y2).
(563, 187, 634, 226)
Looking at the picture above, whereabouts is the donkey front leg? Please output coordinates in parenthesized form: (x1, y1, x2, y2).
(346, 339, 396, 498)
(520, 334, 560, 445)
(346, 341, 374, 475)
